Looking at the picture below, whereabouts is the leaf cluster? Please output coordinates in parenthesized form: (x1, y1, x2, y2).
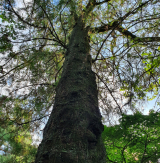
(102, 111, 160, 162)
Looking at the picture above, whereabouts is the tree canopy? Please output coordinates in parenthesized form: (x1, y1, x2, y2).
(0, 0, 160, 162)
(102, 110, 160, 162)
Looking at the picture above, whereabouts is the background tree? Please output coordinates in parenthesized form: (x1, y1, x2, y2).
(0, 0, 160, 162)
(102, 110, 160, 162)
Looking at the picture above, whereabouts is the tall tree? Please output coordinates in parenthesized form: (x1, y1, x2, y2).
(0, 0, 160, 162)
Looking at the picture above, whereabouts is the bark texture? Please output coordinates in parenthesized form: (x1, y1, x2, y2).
(35, 17, 106, 163)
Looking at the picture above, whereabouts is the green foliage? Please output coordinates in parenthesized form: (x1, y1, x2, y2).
(0, 129, 37, 163)
(0, 96, 37, 163)
(102, 111, 160, 162)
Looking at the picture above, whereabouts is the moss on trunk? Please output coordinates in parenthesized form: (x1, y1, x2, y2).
(35, 17, 106, 163)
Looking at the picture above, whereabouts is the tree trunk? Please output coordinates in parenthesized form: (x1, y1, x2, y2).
(35, 17, 106, 163)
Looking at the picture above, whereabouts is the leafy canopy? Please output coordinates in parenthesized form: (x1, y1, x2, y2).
(102, 111, 160, 162)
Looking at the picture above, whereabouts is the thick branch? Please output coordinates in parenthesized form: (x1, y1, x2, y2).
(116, 25, 160, 43)
(90, 23, 113, 33)
(90, 0, 151, 33)
(90, 0, 157, 44)
(135, 37, 160, 43)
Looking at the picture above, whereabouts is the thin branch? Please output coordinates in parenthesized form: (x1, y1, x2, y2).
(60, 12, 67, 44)
(95, 73, 123, 114)
(141, 135, 148, 163)
(39, 5, 67, 48)
(10, 83, 55, 94)
(59, 0, 70, 44)
(84, 0, 111, 18)
(0, 57, 34, 79)
(39, 5, 58, 39)
(119, 0, 151, 22)
(92, 26, 120, 63)
(55, 65, 63, 82)
(12, 37, 57, 43)
(7, 0, 45, 29)
(13, 114, 50, 126)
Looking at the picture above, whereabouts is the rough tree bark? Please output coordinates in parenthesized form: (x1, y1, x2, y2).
(35, 17, 106, 163)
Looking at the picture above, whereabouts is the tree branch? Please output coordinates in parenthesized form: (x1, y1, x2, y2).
(40, 5, 67, 48)
(14, 114, 50, 126)
(92, 25, 119, 63)
(90, 0, 157, 44)
(7, 0, 45, 29)
(84, 0, 111, 18)
(116, 25, 160, 43)
(90, 0, 151, 33)
(95, 73, 123, 114)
